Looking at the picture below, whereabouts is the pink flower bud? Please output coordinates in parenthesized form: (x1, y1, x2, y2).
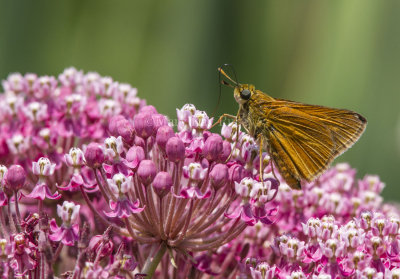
(85, 143, 105, 168)
(116, 119, 135, 143)
(229, 164, 247, 183)
(153, 172, 173, 198)
(108, 115, 126, 136)
(210, 164, 228, 190)
(139, 105, 157, 114)
(5, 165, 26, 192)
(134, 113, 155, 139)
(156, 125, 175, 152)
(166, 137, 185, 163)
(220, 141, 232, 162)
(152, 114, 169, 131)
(202, 135, 223, 162)
(137, 160, 156, 186)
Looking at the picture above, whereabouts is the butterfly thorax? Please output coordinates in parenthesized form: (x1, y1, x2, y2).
(234, 84, 275, 139)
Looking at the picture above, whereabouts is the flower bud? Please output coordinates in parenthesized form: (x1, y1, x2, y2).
(210, 164, 228, 190)
(229, 164, 247, 183)
(152, 172, 173, 198)
(116, 119, 135, 143)
(134, 136, 145, 148)
(202, 134, 223, 162)
(108, 115, 126, 136)
(166, 137, 185, 163)
(220, 141, 232, 162)
(139, 105, 157, 114)
(5, 165, 26, 192)
(152, 114, 169, 131)
(156, 125, 175, 152)
(137, 160, 156, 186)
(85, 143, 105, 168)
(134, 113, 155, 139)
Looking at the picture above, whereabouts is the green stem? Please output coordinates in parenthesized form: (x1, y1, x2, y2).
(143, 243, 167, 279)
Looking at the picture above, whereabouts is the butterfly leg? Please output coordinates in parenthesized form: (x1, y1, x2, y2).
(258, 136, 264, 183)
(211, 113, 237, 129)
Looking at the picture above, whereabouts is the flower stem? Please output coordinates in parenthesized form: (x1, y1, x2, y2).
(94, 168, 111, 203)
(159, 197, 166, 240)
(14, 191, 21, 225)
(53, 242, 64, 264)
(143, 242, 167, 279)
(7, 202, 16, 234)
(124, 218, 137, 240)
(0, 208, 8, 238)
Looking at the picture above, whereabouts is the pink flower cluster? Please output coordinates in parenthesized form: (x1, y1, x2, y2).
(206, 165, 400, 278)
(0, 68, 398, 279)
(242, 211, 400, 279)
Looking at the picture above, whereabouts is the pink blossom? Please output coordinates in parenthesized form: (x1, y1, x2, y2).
(49, 201, 80, 246)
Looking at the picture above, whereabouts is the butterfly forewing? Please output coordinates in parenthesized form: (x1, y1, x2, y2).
(247, 93, 367, 189)
(266, 108, 336, 188)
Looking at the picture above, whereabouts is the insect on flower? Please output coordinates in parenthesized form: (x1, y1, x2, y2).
(214, 65, 367, 190)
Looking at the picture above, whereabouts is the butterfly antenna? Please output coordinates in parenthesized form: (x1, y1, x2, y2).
(210, 68, 225, 119)
(210, 64, 240, 125)
(218, 64, 240, 86)
(224, 64, 239, 85)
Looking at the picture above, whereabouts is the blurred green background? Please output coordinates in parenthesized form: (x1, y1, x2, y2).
(0, 1, 399, 200)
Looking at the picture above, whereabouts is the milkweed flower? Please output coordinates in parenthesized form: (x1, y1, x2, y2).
(0, 67, 398, 278)
(49, 201, 80, 246)
(26, 157, 61, 200)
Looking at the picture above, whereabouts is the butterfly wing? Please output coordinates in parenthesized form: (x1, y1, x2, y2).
(265, 107, 337, 189)
(270, 99, 367, 158)
(248, 95, 366, 189)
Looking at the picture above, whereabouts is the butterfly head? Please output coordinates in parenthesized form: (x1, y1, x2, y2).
(218, 66, 256, 105)
(234, 84, 255, 105)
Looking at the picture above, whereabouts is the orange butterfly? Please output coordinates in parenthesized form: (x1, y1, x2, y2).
(216, 67, 367, 189)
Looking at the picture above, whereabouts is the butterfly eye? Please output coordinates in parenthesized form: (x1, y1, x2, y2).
(240, 89, 251, 100)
